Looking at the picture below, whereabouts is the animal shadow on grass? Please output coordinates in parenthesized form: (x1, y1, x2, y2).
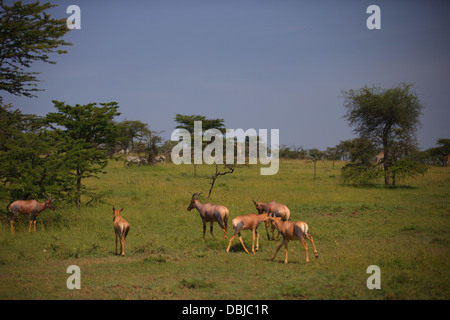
(227, 242, 250, 253)
(226, 241, 268, 254)
(266, 258, 301, 265)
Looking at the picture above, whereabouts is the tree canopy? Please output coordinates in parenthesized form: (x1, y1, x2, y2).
(0, 0, 71, 100)
(46, 101, 121, 206)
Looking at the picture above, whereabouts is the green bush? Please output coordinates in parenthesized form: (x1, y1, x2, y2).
(341, 162, 381, 186)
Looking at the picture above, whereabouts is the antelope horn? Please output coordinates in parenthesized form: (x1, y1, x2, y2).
(192, 192, 202, 200)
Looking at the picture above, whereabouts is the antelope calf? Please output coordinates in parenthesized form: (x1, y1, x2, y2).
(252, 196, 291, 240)
(187, 192, 229, 241)
(267, 216, 318, 264)
(8, 197, 55, 234)
(226, 213, 268, 254)
(113, 207, 130, 256)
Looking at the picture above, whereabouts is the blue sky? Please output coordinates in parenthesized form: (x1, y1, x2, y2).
(3, 0, 450, 150)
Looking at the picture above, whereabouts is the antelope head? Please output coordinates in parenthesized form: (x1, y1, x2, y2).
(44, 195, 55, 211)
(187, 192, 202, 211)
(112, 207, 124, 218)
(252, 195, 264, 214)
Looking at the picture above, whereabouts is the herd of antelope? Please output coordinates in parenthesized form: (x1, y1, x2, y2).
(6, 193, 318, 264)
(187, 192, 319, 264)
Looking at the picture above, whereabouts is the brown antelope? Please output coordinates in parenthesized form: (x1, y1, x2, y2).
(226, 213, 268, 254)
(8, 196, 55, 234)
(376, 151, 384, 169)
(443, 154, 449, 167)
(113, 207, 130, 256)
(187, 192, 229, 241)
(252, 196, 291, 240)
(267, 216, 318, 264)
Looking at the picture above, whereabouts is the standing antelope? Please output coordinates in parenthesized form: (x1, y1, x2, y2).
(187, 192, 229, 241)
(443, 154, 449, 167)
(226, 213, 268, 254)
(113, 207, 130, 256)
(376, 151, 384, 169)
(8, 196, 55, 234)
(252, 196, 291, 240)
(267, 216, 318, 264)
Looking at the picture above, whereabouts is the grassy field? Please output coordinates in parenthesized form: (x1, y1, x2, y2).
(0, 159, 449, 300)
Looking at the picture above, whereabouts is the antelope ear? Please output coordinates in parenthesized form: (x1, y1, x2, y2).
(120, 208, 124, 212)
(113, 206, 115, 212)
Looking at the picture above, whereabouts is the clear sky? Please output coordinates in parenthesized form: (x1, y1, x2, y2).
(3, 0, 450, 150)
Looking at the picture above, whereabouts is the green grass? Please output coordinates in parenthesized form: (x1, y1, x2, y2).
(0, 159, 449, 299)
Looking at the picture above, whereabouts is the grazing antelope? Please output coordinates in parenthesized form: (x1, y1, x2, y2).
(8, 196, 55, 234)
(267, 216, 318, 264)
(187, 192, 229, 241)
(252, 196, 291, 240)
(113, 207, 130, 256)
(226, 213, 268, 254)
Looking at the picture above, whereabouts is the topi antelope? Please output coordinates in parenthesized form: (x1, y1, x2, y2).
(8, 196, 55, 234)
(443, 154, 449, 167)
(267, 216, 318, 264)
(187, 192, 229, 241)
(252, 196, 291, 240)
(113, 207, 130, 256)
(226, 213, 268, 254)
(376, 151, 384, 169)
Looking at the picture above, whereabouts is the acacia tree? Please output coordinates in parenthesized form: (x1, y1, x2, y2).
(342, 83, 423, 186)
(116, 120, 148, 152)
(307, 148, 324, 179)
(0, 1, 71, 100)
(174, 114, 225, 177)
(46, 101, 120, 206)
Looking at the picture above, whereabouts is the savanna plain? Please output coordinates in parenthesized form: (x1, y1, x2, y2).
(0, 159, 448, 300)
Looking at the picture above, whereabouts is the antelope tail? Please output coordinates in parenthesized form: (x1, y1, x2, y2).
(117, 224, 130, 238)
